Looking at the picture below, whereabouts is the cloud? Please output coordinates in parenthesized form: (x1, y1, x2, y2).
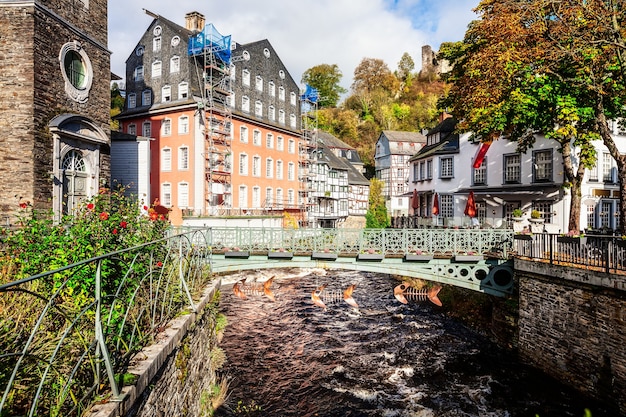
(108, 0, 477, 90)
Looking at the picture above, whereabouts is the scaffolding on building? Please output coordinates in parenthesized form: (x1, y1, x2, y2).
(189, 23, 236, 215)
(300, 85, 320, 228)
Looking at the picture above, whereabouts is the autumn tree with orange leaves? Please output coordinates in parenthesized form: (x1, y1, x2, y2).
(440, 0, 626, 233)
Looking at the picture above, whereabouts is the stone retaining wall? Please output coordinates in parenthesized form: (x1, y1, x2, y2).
(515, 259, 626, 414)
(88, 279, 223, 417)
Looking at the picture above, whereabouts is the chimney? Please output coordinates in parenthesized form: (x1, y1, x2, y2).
(185, 11, 205, 32)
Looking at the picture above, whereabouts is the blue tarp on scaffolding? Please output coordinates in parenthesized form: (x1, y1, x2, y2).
(188, 23, 231, 64)
(301, 85, 319, 103)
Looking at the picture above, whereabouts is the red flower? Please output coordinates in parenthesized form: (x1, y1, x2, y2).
(143, 205, 148, 211)
(156, 261, 163, 268)
(19, 202, 27, 209)
(158, 214, 166, 221)
(120, 221, 128, 229)
(99, 212, 109, 221)
(112, 228, 118, 235)
(149, 212, 158, 221)
(87, 203, 94, 210)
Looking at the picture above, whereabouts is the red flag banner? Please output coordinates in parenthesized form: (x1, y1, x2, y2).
(473, 142, 491, 169)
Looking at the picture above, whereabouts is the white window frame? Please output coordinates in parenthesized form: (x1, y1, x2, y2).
(242, 69, 250, 86)
(178, 182, 189, 208)
(128, 93, 136, 108)
(252, 155, 261, 177)
(153, 36, 161, 52)
(277, 136, 284, 151)
(269, 81, 275, 96)
(276, 160, 283, 180)
(162, 147, 172, 171)
(255, 100, 263, 117)
(142, 121, 151, 137)
(288, 162, 295, 181)
(162, 85, 171, 102)
(253, 129, 261, 146)
(266, 158, 273, 178)
(127, 123, 136, 135)
(178, 115, 189, 134)
(178, 82, 189, 99)
(242, 95, 250, 112)
(170, 56, 180, 73)
(239, 185, 248, 208)
(440, 156, 454, 178)
(240, 125, 249, 143)
(239, 153, 248, 176)
(151, 60, 162, 77)
(255, 75, 263, 92)
(266, 133, 274, 149)
(290, 92, 296, 105)
(162, 118, 172, 136)
(178, 146, 189, 170)
(278, 86, 285, 101)
(142, 90, 151, 106)
(288, 139, 295, 154)
(134, 66, 144, 81)
(161, 183, 171, 207)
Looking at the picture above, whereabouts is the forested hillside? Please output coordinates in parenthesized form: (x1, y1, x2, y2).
(302, 52, 448, 176)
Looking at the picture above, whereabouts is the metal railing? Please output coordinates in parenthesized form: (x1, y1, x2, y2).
(176, 227, 514, 258)
(0, 229, 214, 417)
(513, 233, 626, 273)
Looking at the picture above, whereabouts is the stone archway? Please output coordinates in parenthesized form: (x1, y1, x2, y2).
(49, 114, 109, 219)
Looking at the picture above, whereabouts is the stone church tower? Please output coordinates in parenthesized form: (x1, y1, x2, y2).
(0, 0, 111, 223)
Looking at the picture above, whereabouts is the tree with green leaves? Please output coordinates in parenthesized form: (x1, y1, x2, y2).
(366, 178, 390, 228)
(301, 64, 347, 108)
(110, 82, 125, 130)
(439, 0, 626, 233)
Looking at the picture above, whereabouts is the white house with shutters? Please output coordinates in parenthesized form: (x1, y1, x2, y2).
(407, 116, 626, 234)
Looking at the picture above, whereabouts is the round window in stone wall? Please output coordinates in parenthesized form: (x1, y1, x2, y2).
(59, 41, 93, 103)
(171, 36, 180, 47)
(136, 45, 144, 56)
(263, 48, 270, 58)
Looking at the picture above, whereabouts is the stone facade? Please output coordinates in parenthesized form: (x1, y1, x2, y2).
(0, 0, 111, 221)
(516, 259, 626, 414)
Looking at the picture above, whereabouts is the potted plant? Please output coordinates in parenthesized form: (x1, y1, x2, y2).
(557, 230, 587, 245)
(312, 248, 337, 260)
(403, 248, 434, 262)
(529, 209, 544, 223)
(268, 247, 293, 259)
(514, 227, 533, 240)
(454, 250, 483, 262)
(357, 248, 384, 262)
(512, 208, 524, 221)
(225, 246, 250, 258)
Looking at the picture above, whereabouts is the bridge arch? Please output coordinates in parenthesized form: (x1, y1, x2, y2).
(209, 255, 514, 296)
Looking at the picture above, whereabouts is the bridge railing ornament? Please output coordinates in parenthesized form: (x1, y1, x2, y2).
(178, 227, 513, 257)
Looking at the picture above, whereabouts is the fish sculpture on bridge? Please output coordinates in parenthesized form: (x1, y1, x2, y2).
(233, 276, 276, 302)
(393, 282, 442, 306)
(311, 284, 359, 309)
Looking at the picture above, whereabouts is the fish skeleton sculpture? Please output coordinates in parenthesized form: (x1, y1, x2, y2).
(393, 282, 442, 306)
(311, 284, 358, 309)
(233, 276, 276, 302)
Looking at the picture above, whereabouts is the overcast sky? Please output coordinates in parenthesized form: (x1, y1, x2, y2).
(107, 0, 479, 91)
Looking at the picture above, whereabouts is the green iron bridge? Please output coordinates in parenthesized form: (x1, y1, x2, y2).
(178, 227, 516, 297)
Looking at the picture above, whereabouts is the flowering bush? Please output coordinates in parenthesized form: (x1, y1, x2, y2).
(1, 186, 169, 283)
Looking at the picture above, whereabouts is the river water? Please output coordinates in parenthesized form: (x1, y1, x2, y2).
(214, 268, 614, 417)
